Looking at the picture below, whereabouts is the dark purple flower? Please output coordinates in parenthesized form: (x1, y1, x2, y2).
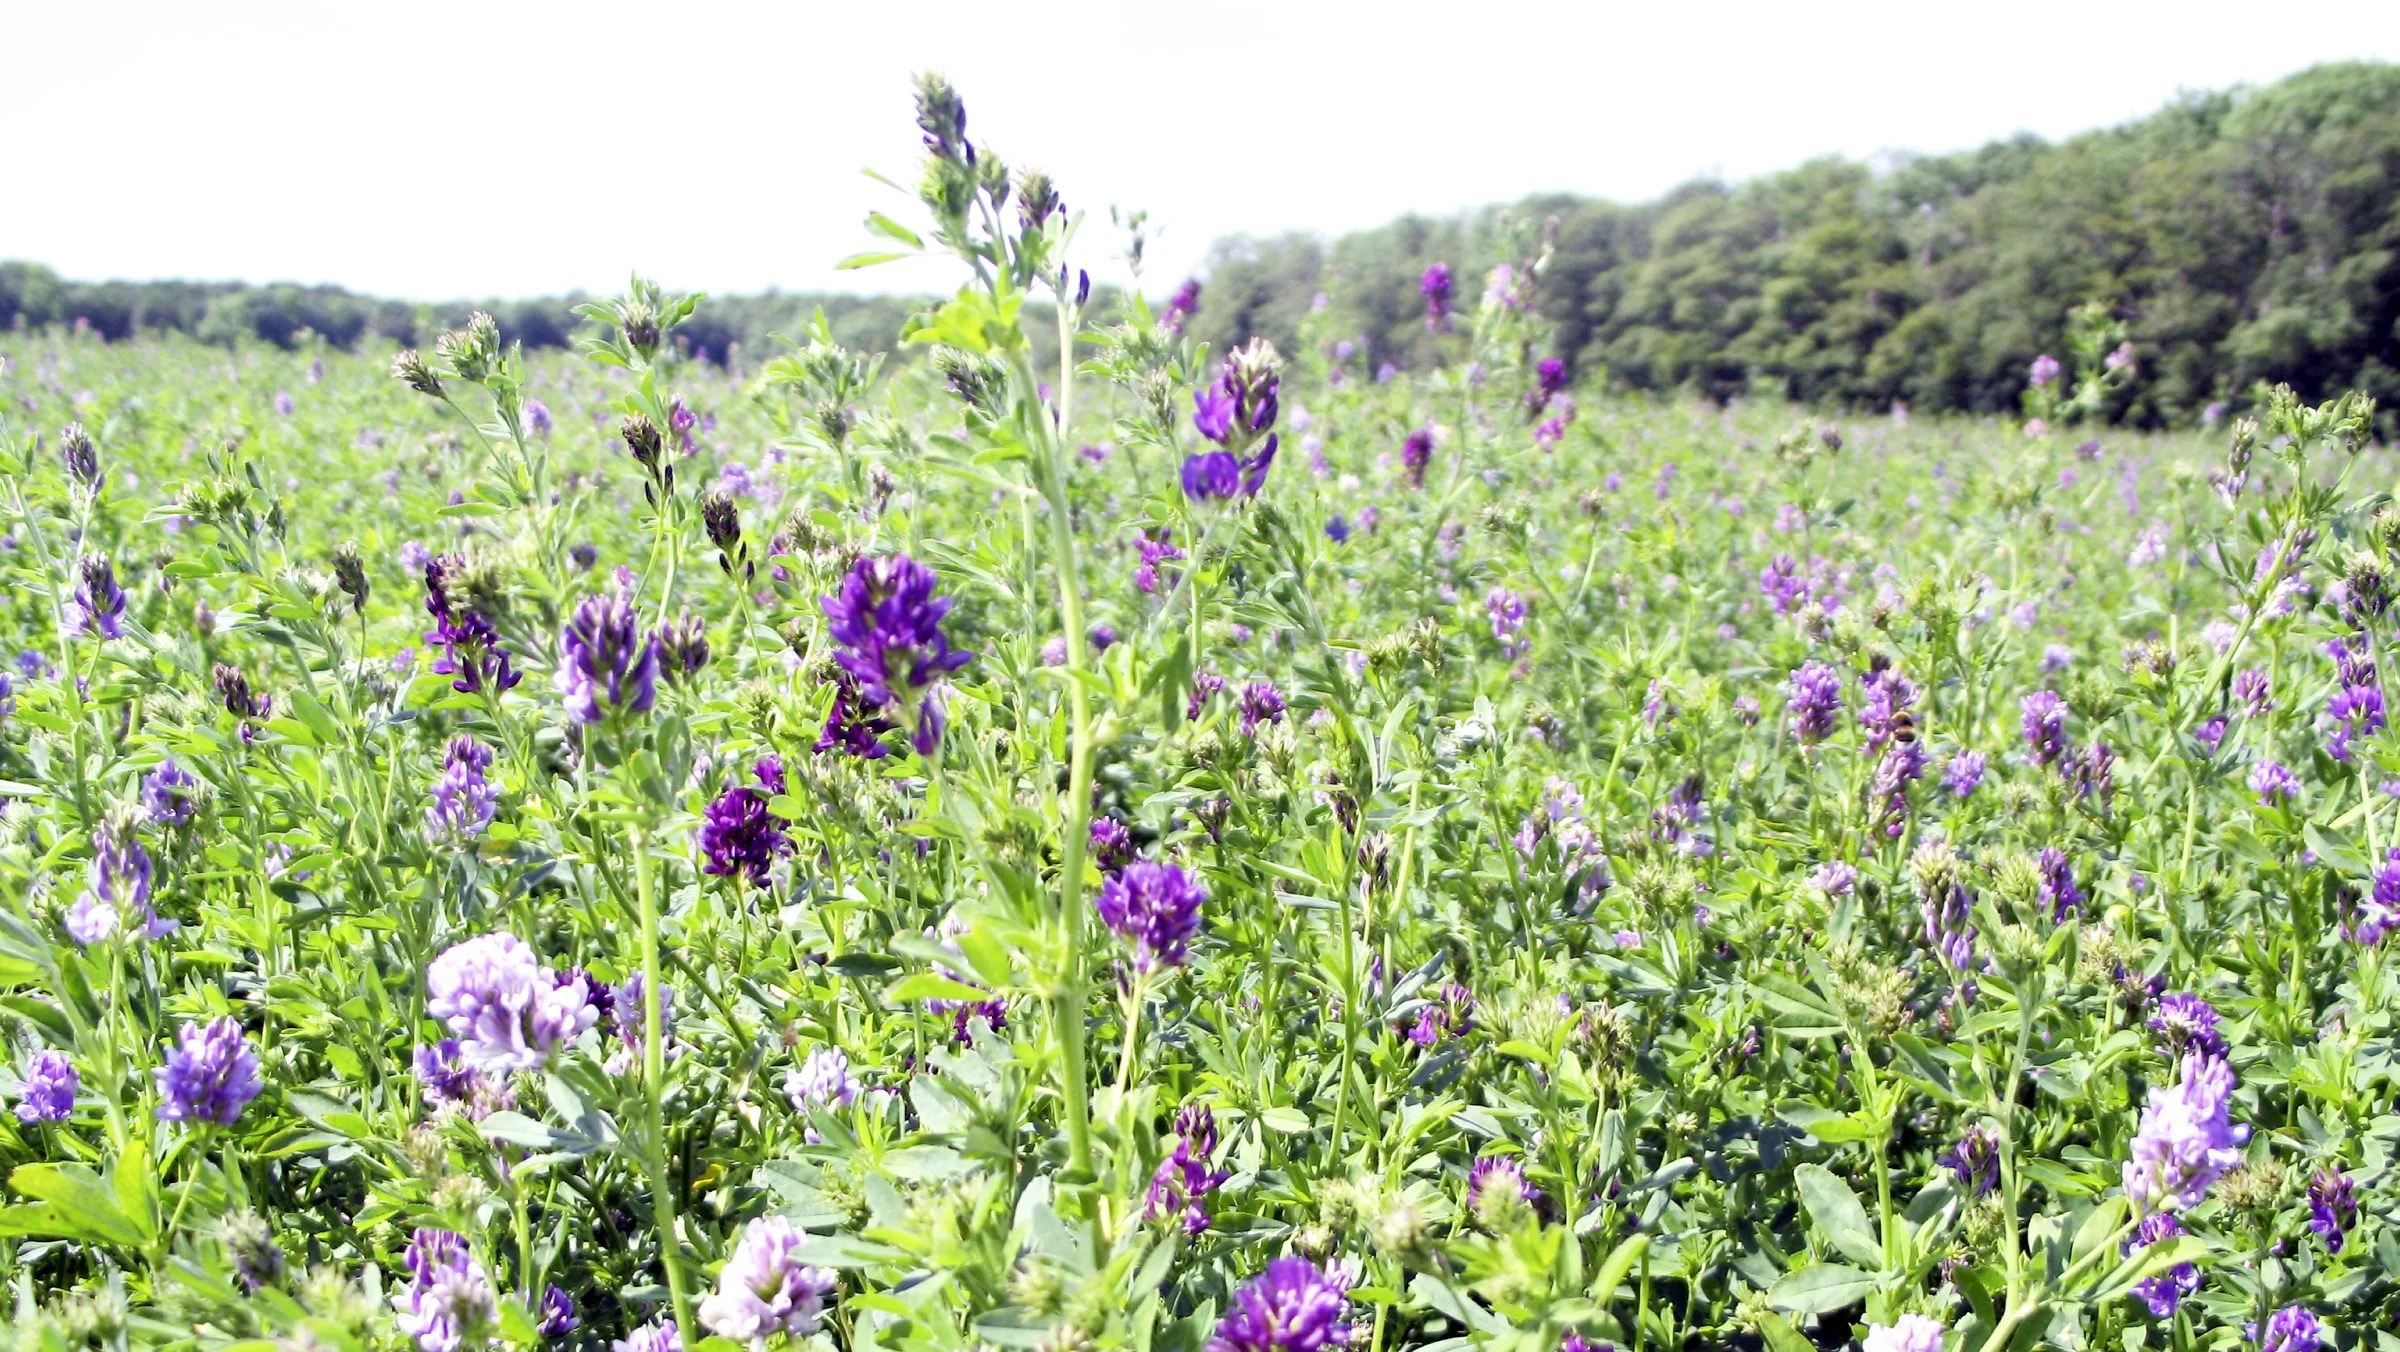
(1324, 515, 1350, 543)
(1188, 670, 1226, 721)
(413, 1039, 480, 1104)
(422, 556, 522, 696)
(2195, 717, 2228, 753)
(1182, 449, 1243, 501)
(1420, 263, 1454, 332)
(1145, 1103, 1229, 1234)
(2357, 847, 2400, 943)
(1466, 1154, 1541, 1213)
(2038, 847, 2083, 922)
(1858, 663, 1917, 753)
(821, 554, 972, 754)
(2021, 691, 2068, 767)
(67, 553, 126, 639)
(14, 1050, 75, 1123)
(1090, 816, 1134, 872)
(2306, 1167, 2355, 1253)
(1868, 741, 1926, 839)
(1527, 357, 1569, 415)
(2251, 1307, 2322, 1352)
(815, 670, 897, 759)
(1401, 427, 1434, 489)
(1922, 873, 1977, 973)
(536, 1285, 578, 1337)
(1161, 278, 1201, 336)
(1095, 861, 1206, 971)
(1407, 982, 1474, 1046)
(700, 756, 789, 888)
(2148, 993, 2227, 1060)
(2324, 683, 2385, 762)
(66, 810, 166, 945)
(155, 1016, 262, 1126)
(556, 585, 660, 726)
(1089, 624, 1117, 653)
(1940, 1124, 2001, 1197)
(1239, 681, 1287, 736)
(1208, 1256, 1354, 1352)
(2124, 1212, 2199, 1316)
(1787, 662, 1842, 743)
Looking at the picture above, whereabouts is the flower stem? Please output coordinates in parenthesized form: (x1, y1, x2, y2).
(633, 828, 695, 1333)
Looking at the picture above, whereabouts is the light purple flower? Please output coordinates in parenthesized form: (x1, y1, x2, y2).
(14, 1050, 75, 1123)
(696, 1215, 837, 1346)
(782, 1047, 860, 1111)
(2248, 760, 2299, 805)
(1863, 1314, 1945, 1352)
(392, 1227, 496, 1352)
(2123, 1052, 2248, 1213)
(155, 1016, 262, 1126)
(1208, 1255, 1354, 1352)
(1943, 750, 1987, 799)
(1786, 662, 1841, 743)
(424, 933, 598, 1072)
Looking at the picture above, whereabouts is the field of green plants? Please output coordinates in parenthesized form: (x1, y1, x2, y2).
(0, 78, 2395, 1352)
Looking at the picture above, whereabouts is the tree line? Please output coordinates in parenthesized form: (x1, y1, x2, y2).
(1188, 62, 2399, 428)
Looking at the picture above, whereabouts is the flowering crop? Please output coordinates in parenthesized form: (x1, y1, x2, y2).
(0, 73, 2393, 1352)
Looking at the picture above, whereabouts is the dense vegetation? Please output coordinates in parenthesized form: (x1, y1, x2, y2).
(1191, 62, 2400, 430)
(0, 72, 2396, 1352)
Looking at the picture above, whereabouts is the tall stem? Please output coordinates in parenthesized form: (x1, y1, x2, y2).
(634, 828, 695, 1332)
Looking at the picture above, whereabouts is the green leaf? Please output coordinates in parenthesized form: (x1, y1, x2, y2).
(887, 972, 993, 1004)
(1795, 1164, 1884, 1269)
(1257, 1106, 1313, 1134)
(864, 213, 924, 249)
(4, 1163, 150, 1247)
(836, 252, 911, 271)
(1756, 1312, 1816, 1352)
(1765, 1262, 1875, 1316)
(1587, 1231, 1650, 1301)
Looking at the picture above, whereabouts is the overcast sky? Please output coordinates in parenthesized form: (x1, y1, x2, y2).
(9, 1, 2392, 302)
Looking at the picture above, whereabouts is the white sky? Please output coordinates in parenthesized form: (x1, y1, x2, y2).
(8, 0, 2392, 302)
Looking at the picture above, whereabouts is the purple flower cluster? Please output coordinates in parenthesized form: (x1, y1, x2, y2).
(821, 553, 973, 756)
(1239, 680, 1287, 736)
(1938, 1123, 2000, 1197)
(2357, 848, 2400, 944)
(422, 556, 522, 696)
(1095, 861, 1206, 972)
(2020, 691, 2068, 767)
(65, 810, 170, 946)
(2124, 1211, 2200, 1316)
(424, 933, 599, 1072)
(2037, 847, 2082, 922)
(1858, 662, 1916, 753)
(2148, 993, 2227, 1060)
(815, 670, 898, 759)
(557, 585, 661, 726)
(2249, 759, 2300, 805)
(1466, 1153, 1541, 1214)
(783, 1046, 860, 1112)
(67, 553, 126, 639)
(700, 755, 790, 887)
(1161, 278, 1201, 336)
(1420, 263, 1454, 332)
(155, 1016, 262, 1126)
(1921, 872, 1977, 973)
(2123, 1050, 2248, 1213)
(1943, 750, 1987, 799)
(2324, 682, 2385, 762)
(1867, 740, 1926, 839)
(1758, 554, 1810, 615)
(614, 1319, 683, 1352)
(423, 737, 497, 849)
(1135, 528, 1185, 595)
(1863, 1314, 1946, 1352)
(1401, 426, 1434, 489)
(1208, 1255, 1354, 1352)
(2306, 1167, 2356, 1253)
(1145, 1103, 1230, 1234)
(392, 1227, 496, 1352)
(696, 1215, 838, 1345)
(14, 1050, 76, 1123)
(2251, 1307, 2323, 1352)
(2029, 353, 2061, 388)
(142, 758, 200, 827)
(1184, 339, 1284, 503)
(1406, 981, 1474, 1046)
(1786, 662, 1841, 743)
(1487, 588, 1528, 660)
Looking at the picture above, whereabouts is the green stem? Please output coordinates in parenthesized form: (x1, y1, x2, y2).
(633, 829, 695, 1333)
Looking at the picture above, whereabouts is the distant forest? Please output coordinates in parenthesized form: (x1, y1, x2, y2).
(5, 62, 2394, 426)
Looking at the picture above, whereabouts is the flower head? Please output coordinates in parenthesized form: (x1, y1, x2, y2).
(783, 1047, 861, 1112)
(557, 585, 660, 726)
(697, 1215, 838, 1347)
(1863, 1314, 1946, 1352)
(1787, 662, 1842, 743)
(2306, 1167, 2356, 1253)
(2037, 847, 2083, 923)
(700, 756, 789, 887)
(423, 737, 498, 849)
(2124, 1211, 2199, 1316)
(1420, 263, 1454, 332)
(67, 553, 126, 639)
(393, 1227, 496, 1352)
(1943, 751, 1987, 799)
(1095, 861, 1206, 972)
(2123, 1052, 2248, 1213)
(155, 1016, 262, 1126)
(1208, 1255, 1354, 1352)
(2020, 691, 2068, 767)
(1939, 1124, 2000, 1197)
(14, 1050, 76, 1123)
(66, 808, 170, 946)
(1146, 1104, 1230, 1234)
(2248, 760, 2300, 805)
(425, 934, 598, 1072)
(821, 553, 972, 754)
(2251, 1307, 2323, 1352)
